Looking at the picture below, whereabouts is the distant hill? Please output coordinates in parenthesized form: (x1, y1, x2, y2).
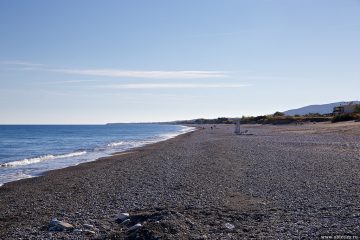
(283, 101, 360, 116)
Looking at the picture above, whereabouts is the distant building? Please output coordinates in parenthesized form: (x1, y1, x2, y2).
(333, 103, 359, 115)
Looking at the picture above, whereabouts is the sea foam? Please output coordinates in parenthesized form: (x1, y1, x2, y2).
(107, 141, 125, 147)
(1, 151, 87, 167)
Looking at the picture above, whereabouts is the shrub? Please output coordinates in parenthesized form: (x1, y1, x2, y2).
(273, 111, 285, 117)
(354, 105, 360, 114)
(304, 113, 322, 117)
(332, 114, 358, 123)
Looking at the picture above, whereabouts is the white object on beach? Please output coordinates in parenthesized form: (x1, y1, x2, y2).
(234, 119, 241, 134)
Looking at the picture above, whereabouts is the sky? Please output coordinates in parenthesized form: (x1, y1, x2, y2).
(0, 0, 359, 124)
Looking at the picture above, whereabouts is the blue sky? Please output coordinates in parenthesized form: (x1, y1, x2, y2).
(0, 0, 359, 124)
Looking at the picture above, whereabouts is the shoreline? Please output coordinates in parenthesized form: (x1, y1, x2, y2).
(1, 122, 360, 239)
(0, 125, 195, 188)
(2, 128, 196, 188)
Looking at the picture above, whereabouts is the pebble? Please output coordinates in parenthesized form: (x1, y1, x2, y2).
(121, 219, 131, 225)
(48, 218, 74, 232)
(128, 223, 142, 232)
(84, 229, 96, 235)
(116, 212, 130, 222)
(4, 124, 360, 239)
(83, 224, 95, 229)
(225, 223, 235, 230)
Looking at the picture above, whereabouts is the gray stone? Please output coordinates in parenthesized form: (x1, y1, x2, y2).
(116, 212, 129, 222)
(73, 229, 83, 234)
(225, 223, 235, 230)
(83, 224, 94, 229)
(128, 223, 142, 232)
(84, 229, 96, 235)
(48, 218, 74, 232)
(121, 219, 131, 225)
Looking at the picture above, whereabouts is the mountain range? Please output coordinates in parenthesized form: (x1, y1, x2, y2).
(283, 101, 360, 116)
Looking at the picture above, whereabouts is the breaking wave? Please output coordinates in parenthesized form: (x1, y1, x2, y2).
(1, 151, 87, 167)
(107, 141, 125, 147)
(0, 125, 196, 187)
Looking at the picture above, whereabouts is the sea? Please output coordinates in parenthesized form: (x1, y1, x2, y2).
(0, 124, 194, 186)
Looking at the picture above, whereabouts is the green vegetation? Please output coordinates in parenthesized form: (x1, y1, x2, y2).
(331, 113, 360, 123)
(354, 105, 360, 114)
(192, 117, 232, 124)
(176, 110, 360, 125)
(304, 113, 323, 117)
(240, 114, 331, 125)
(176, 113, 333, 125)
(273, 111, 285, 117)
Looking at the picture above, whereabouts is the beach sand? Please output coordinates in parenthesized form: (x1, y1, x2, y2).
(1, 122, 360, 239)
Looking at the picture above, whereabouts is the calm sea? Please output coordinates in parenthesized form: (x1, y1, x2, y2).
(0, 124, 193, 186)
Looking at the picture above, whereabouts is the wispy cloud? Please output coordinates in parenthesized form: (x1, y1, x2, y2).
(100, 83, 249, 89)
(37, 79, 103, 85)
(49, 68, 227, 79)
(0, 60, 44, 67)
(0, 60, 228, 79)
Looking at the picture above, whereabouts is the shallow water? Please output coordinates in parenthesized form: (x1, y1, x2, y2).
(0, 124, 193, 186)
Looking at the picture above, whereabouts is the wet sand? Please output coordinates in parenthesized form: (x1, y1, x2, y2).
(1, 122, 360, 239)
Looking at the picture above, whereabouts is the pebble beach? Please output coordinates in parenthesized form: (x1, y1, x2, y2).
(1, 122, 360, 239)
